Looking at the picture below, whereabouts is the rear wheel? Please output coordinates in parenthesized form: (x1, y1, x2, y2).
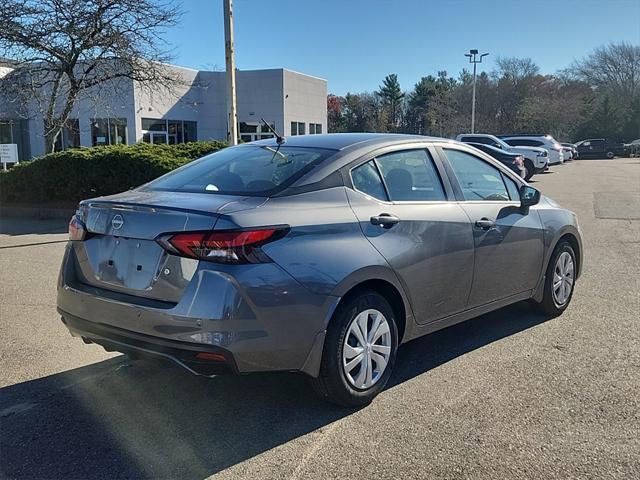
(524, 159, 535, 181)
(534, 241, 576, 317)
(311, 291, 398, 407)
(606, 151, 615, 159)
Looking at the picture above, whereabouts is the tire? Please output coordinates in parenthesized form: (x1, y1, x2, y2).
(606, 151, 615, 159)
(524, 159, 535, 181)
(311, 290, 399, 407)
(534, 241, 577, 317)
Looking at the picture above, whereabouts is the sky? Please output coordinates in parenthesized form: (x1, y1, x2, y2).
(163, 0, 640, 95)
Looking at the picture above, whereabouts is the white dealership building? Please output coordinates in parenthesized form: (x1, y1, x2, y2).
(0, 61, 327, 160)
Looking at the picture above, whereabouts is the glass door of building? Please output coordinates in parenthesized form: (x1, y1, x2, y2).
(142, 131, 168, 144)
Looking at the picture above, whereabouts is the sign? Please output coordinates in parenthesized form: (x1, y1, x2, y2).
(0, 144, 19, 170)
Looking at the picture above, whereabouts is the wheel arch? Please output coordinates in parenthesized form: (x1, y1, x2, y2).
(336, 279, 408, 343)
(556, 232, 582, 279)
(330, 266, 413, 344)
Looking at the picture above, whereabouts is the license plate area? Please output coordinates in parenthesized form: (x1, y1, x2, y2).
(84, 235, 165, 291)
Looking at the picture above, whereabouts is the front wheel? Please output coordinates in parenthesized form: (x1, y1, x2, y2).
(606, 151, 615, 159)
(311, 291, 398, 407)
(534, 241, 577, 317)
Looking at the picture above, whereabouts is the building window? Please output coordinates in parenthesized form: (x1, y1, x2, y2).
(239, 122, 275, 142)
(0, 119, 30, 160)
(53, 119, 80, 151)
(141, 118, 197, 144)
(309, 123, 322, 134)
(92, 118, 127, 146)
(291, 121, 305, 136)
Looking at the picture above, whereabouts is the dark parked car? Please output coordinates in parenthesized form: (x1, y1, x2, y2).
(575, 138, 625, 159)
(465, 142, 527, 179)
(58, 134, 583, 406)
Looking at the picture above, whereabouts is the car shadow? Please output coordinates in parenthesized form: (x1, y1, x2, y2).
(0, 302, 552, 479)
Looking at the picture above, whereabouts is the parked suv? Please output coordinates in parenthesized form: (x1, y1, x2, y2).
(58, 133, 582, 406)
(575, 138, 625, 159)
(455, 133, 548, 181)
(499, 135, 565, 165)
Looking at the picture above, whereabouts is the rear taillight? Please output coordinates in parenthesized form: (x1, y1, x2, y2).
(158, 227, 288, 264)
(68, 215, 86, 241)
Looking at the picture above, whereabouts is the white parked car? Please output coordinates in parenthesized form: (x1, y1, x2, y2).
(455, 133, 549, 181)
(499, 135, 565, 165)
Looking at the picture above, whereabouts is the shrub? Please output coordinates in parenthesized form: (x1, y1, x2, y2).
(0, 141, 227, 205)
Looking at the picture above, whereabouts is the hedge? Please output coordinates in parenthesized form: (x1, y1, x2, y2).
(0, 141, 227, 205)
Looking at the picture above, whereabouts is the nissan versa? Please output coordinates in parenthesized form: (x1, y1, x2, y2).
(57, 133, 582, 406)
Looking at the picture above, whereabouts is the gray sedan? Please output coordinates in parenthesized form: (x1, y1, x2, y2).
(58, 133, 583, 406)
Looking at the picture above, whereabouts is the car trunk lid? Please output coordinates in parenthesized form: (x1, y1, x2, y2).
(72, 190, 266, 302)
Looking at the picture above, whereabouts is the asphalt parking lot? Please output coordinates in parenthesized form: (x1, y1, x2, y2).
(1, 158, 639, 480)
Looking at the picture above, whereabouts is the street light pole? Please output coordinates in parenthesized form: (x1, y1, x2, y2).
(223, 0, 238, 145)
(464, 49, 489, 134)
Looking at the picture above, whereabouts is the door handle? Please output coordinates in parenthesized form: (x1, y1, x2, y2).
(475, 218, 495, 230)
(370, 213, 400, 229)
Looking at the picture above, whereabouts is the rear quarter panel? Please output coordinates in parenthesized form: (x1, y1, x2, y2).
(213, 186, 412, 321)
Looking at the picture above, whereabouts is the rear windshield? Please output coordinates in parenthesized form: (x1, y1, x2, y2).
(145, 145, 336, 195)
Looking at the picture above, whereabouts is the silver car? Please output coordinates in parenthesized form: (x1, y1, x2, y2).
(58, 133, 583, 406)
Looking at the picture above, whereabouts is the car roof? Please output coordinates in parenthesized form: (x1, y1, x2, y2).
(250, 133, 450, 151)
(467, 142, 514, 153)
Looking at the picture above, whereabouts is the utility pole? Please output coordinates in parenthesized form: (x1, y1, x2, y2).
(223, 0, 238, 145)
(464, 49, 489, 134)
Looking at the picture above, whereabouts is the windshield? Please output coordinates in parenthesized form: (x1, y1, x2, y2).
(145, 145, 336, 195)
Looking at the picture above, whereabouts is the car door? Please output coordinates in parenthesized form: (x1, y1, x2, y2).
(591, 139, 605, 156)
(438, 147, 544, 307)
(346, 146, 475, 324)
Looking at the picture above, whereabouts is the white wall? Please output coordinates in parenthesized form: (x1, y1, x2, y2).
(1, 63, 328, 158)
(283, 70, 327, 136)
(133, 65, 200, 142)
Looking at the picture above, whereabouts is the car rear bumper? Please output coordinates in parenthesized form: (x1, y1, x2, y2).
(59, 310, 239, 376)
(57, 243, 338, 377)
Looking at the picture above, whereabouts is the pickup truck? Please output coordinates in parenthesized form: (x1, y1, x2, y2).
(575, 138, 626, 159)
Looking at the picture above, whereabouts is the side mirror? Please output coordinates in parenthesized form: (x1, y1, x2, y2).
(520, 185, 541, 208)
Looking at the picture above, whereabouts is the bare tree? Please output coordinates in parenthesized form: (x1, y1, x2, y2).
(570, 42, 640, 99)
(0, 0, 182, 152)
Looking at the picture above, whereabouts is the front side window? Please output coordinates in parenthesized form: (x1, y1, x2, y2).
(443, 149, 510, 201)
(502, 173, 521, 200)
(376, 149, 446, 201)
(146, 146, 335, 195)
(351, 160, 388, 201)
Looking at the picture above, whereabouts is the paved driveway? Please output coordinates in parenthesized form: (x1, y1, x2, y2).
(1, 159, 639, 479)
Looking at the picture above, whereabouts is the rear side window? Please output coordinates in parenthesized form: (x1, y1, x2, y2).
(351, 160, 388, 201)
(376, 149, 446, 201)
(145, 146, 335, 195)
(443, 149, 510, 201)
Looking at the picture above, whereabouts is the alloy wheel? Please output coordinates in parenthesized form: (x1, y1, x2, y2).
(553, 251, 574, 306)
(342, 308, 392, 390)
